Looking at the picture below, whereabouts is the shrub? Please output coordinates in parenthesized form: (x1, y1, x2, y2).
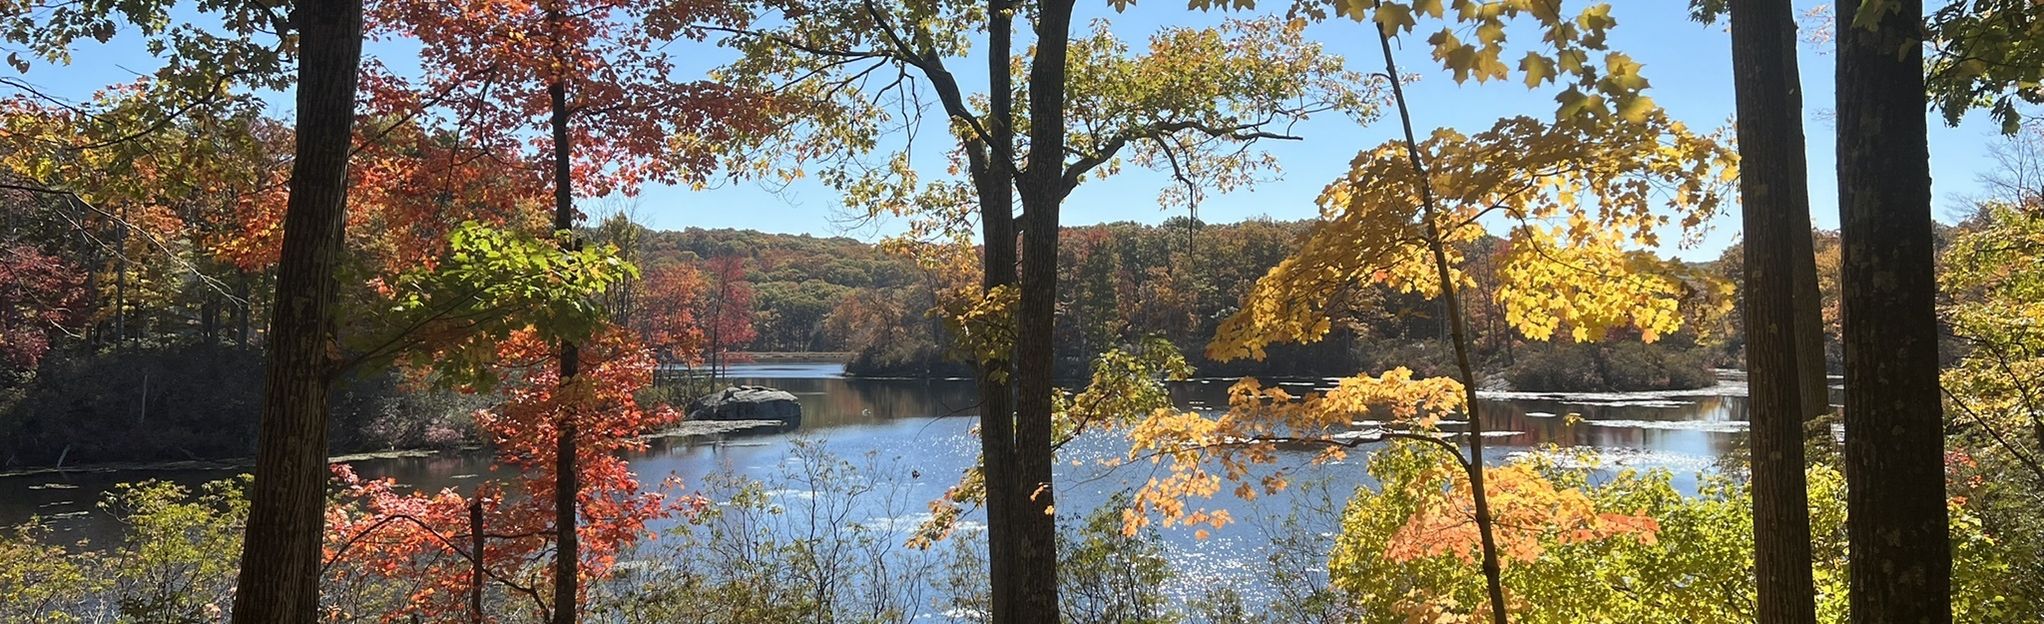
(0, 478, 245, 623)
(1, 344, 264, 467)
(844, 343, 973, 378)
(1504, 340, 1714, 392)
(0, 343, 493, 467)
(1328, 442, 2036, 623)
(329, 371, 490, 451)
(596, 441, 956, 624)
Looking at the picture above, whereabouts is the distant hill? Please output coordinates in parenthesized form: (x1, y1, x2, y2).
(605, 217, 1727, 387)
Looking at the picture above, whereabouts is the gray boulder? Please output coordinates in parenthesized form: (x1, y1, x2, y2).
(688, 386, 802, 425)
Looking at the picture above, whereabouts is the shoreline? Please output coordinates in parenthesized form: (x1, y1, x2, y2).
(0, 418, 792, 480)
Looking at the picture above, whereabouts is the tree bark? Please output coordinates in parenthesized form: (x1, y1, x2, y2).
(228, 0, 363, 620)
(1007, 0, 1078, 620)
(470, 498, 486, 624)
(975, 1, 1025, 621)
(547, 74, 583, 624)
(1727, 1, 1822, 622)
(1835, 1, 1952, 622)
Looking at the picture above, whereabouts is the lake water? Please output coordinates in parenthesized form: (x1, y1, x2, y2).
(0, 361, 1759, 602)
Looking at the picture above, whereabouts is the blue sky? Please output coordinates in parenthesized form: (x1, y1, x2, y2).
(20, 1, 2015, 261)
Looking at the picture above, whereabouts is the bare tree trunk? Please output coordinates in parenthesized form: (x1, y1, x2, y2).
(546, 72, 583, 624)
(470, 498, 486, 624)
(114, 204, 127, 344)
(1375, 25, 1509, 624)
(1726, 1, 1822, 621)
(977, 1, 1025, 620)
(1791, 237, 1830, 420)
(1835, 1, 1952, 622)
(235, 270, 253, 346)
(202, 291, 220, 342)
(82, 224, 101, 347)
(228, 0, 363, 620)
(1008, 0, 1078, 620)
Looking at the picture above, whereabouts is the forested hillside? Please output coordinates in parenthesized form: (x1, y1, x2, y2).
(588, 215, 1737, 383)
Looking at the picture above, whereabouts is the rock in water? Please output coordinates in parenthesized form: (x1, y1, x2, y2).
(688, 386, 803, 426)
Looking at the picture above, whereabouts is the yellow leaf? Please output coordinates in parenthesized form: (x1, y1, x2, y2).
(1617, 94, 1655, 123)
(1519, 52, 1555, 88)
(1375, 2, 1416, 33)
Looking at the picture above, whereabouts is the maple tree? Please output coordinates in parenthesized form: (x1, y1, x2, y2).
(1115, 2, 1735, 622)
(0, 0, 302, 350)
(309, 217, 642, 623)
(325, 326, 688, 623)
(0, 242, 85, 371)
(698, 255, 755, 379)
(2, 85, 292, 346)
(363, 0, 773, 617)
(632, 262, 710, 367)
(1926, 0, 2044, 134)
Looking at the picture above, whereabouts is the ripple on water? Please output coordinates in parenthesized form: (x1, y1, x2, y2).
(1476, 377, 1748, 403)
(1562, 399, 1695, 408)
(1583, 418, 1747, 433)
(1506, 447, 1719, 473)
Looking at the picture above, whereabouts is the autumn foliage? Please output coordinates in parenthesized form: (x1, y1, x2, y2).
(1383, 461, 1659, 565)
(362, 0, 769, 199)
(629, 263, 710, 365)
(326, 328, 691, 622)
(0, 243, 86, 370)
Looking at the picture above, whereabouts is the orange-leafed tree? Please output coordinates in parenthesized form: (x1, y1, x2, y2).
(364, 0, 770, 618)
(220, 115, 546, 278)
(633, 262, 709, 366)
(325, 328, 692, 622)
(697, 255, 755, 379)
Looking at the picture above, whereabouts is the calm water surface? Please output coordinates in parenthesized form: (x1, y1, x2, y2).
(1, 361, 1760, 595)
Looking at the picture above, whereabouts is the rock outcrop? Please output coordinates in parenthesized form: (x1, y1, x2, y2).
(687, 386, 802, 426)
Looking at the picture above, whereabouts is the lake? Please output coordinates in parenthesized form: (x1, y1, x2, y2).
(0, 361, 1761, 602)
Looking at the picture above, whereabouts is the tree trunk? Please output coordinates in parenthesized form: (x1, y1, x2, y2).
(114, 204, 128, 344)
(976, 1, 1026, 621)
(547, 74, 583, 624)
(1373, 26, 1509, 624)
(1007, 0, 1078, 620)
(235, 270, 253, 346)
(1727, 1, 1822, 621)
(227, 0, 363, 620)
(202, 290, 220, 342)
(470, 497, 486, 624)
(82, 227, 101, 346)
(1835, 1, 1952, 622)
(1791, 234, 1830, 422)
